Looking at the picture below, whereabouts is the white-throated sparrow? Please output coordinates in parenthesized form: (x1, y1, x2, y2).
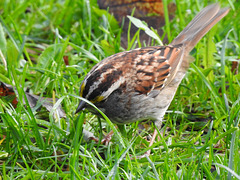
(76, 4, 229, 150)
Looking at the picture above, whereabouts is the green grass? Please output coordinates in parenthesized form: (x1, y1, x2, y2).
(0, 0, 240, 179)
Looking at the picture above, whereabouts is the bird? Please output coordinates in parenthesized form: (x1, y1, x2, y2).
(75, 3, 229, 156)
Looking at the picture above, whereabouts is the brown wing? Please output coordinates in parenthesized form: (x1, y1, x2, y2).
(133, 45, 184, 97)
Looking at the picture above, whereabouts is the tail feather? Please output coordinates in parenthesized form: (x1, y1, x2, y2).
(170, 3, 229, 53)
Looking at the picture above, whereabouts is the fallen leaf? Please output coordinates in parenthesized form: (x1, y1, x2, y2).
(231, 60, 239, 75)
(98, 0, 176, 48)
(0, 82, 18, 107)
(0, 82, 66, 119)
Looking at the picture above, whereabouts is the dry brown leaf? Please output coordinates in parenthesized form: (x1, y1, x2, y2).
(0, 82, 66, 118)
(231, 60, 239, 75)
(98, 0, 176, 48)
(0, 82, 18, 108)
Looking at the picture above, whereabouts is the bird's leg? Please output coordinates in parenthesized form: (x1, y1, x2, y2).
(101, 129, 114, 145)
(87, 129, 114, 145)
(144, 127, 159, 156)
(131, 121, 162, 159)
(101, 124, 127, 145)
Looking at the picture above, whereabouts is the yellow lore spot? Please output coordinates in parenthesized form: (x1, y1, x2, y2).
(92, 96, 104, 103)
(79, 83, 85, 97)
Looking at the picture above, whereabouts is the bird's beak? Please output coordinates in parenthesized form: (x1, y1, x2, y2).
(75, 100, 86, 114)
